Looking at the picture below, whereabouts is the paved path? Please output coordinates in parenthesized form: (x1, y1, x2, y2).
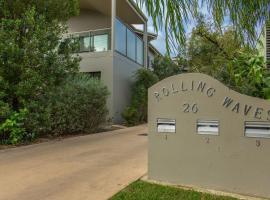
(0, 125, 148, 200)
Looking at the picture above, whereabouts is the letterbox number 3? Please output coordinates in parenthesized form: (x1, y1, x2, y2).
(183, 103, 199, 113)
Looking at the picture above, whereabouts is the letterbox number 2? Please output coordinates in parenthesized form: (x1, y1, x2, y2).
(183, 103, 199, 113)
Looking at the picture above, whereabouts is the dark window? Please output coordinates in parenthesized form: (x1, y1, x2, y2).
(85, 72, 101, 80)
(70, 29, 110, 53)
(79, 35, 91, 52)
(93, 34, 109, 52)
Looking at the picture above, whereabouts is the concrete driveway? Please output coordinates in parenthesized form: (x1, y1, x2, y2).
(0, 125, 148, 200)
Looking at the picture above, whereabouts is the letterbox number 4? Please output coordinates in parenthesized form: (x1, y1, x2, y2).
(183, 103, 199, 113)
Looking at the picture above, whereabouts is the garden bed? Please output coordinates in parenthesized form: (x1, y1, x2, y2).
(0, 125, 123, 150)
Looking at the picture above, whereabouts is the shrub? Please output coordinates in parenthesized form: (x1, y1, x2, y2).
(151, 56, 183, 80)
(224, 51, 267, 98)
(23, 99, 52, 136)
(0, 3, 80, 142)
(122, 107, 140, 126)
(46, 74, 109, 135)
(122, 69, 159, 126)
(0, 108, 33, 144)
(183, 16, 269, 99)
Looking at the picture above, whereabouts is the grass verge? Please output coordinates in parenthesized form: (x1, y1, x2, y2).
(110, 180, 238, 200)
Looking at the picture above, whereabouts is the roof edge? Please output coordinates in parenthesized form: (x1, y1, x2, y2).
(127, 0, 148, 22)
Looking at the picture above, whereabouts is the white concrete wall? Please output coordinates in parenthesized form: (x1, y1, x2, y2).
(67, 9, 111, 32)
(113, 52, 143, 123)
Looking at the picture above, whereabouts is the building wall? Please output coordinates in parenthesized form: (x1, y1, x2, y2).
(67, 9, 111, 33)
(113, 51, 143, 123)
(78, 51, 144, 123)
(67, 7, 152, 123)
(79, 51, 114, 121)
(77, 48, 156, 123)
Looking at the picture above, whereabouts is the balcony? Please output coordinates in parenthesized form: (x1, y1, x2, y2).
(115, 18, 144, 66)
(68, 18, 144, 66)
(70, 28, 111, 53)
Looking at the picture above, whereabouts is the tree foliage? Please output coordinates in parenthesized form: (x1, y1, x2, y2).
(0, 0, 79, 21)
(151, 56, 183, 80)
(0, 6, 80, 118)
(122, 56, 181, 125)
(136, 0, 270, 53)
(122, 69, 159, 125)
(42, 74, 109, 135)
(0, 1, 101, 144)
(184, 17, 269, 99)
(186, 16, 246, 77)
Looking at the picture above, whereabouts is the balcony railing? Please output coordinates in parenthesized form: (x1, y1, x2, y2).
(115, 18, 144, 66)
(66, 21, 144, 66)
(69, 28, 111, 53)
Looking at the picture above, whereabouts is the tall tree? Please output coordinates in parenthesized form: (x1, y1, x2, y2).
(136, 0, 270, 53)
(0, 0, 79, 21)
(185, 16, 267, 98)
(0, 1, 80, 117)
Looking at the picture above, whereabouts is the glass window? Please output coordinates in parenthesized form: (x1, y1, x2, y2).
(79, 36, 90, 52)
(127, 29, 136, 61)
(93, 34, 108, 52)
(115, 19, 127, 55)
(136, 38, 144, 65)
(85, 71, 101, 80)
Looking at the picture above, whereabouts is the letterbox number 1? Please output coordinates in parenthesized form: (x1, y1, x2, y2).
(183, 103, 199, 113)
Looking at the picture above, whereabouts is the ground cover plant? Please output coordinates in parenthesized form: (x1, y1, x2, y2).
(110, 180, 238, 200)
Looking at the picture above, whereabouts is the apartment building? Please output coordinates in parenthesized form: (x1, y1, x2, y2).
(67, 0, 161, 123)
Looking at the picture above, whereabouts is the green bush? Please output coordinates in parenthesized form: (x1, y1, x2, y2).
(45, 74, 109, 135)
(122, 69, 159, 126)
(152, 56, 183, 80)
(223, 51, 268, 98)
(182, 16, 269, 99)
(122, 107, 140, 126)
(0, 2, 80, 143)
(0, 108, 33, 144)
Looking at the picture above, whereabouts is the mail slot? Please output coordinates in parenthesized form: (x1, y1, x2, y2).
(245, 121, 270, 138)
(157, 118, 176, 133)
(197, 120, 219, 135)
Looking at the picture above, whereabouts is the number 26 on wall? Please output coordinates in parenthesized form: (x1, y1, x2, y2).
(183, 103, 199, 113)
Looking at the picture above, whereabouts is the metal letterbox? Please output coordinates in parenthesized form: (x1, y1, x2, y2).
(157, 118, 176, 133)
(245, 121, 270, 138)
(197, 120, 219, 135)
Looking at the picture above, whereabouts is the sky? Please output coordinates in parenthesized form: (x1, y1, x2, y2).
(139, 3, 232, 56)
(138, 5, 202, 56)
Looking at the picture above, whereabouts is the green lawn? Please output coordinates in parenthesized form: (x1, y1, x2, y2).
(110, 181, 238, 200)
